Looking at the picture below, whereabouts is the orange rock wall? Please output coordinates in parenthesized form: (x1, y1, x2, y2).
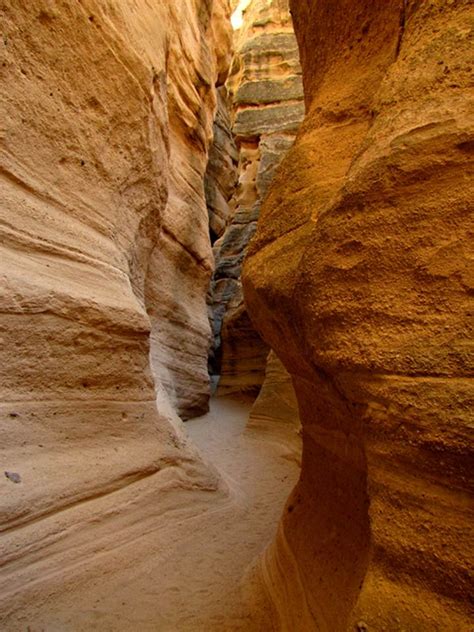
(243, 0, 474, 629)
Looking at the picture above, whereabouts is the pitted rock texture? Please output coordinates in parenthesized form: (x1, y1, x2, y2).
(210, 0, 304, 394)
(0, 0, 231, 620)
(243, 0, 474, 629)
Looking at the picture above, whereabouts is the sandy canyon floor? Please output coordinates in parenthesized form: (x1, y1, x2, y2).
(5, 395, 300, 631)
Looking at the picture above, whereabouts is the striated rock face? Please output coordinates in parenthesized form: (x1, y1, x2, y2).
(0, 0, 231, 616)
(205, 87, 239, 245)
(243, 0, 474, 629)
(211, 0, 304, 394)
(205, 87, 239, 389)
(144, 2, 232, 420)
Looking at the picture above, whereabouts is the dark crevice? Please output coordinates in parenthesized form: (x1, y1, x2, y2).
(395, 0, 407, 59)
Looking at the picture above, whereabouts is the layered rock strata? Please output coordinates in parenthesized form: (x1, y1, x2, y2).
(204, 87, 239, 389)
(0, 0, 231, 619)
(210, 0, 304, 394)
(243, 0, 474, 629)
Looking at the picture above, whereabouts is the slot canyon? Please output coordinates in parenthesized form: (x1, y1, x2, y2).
(0, 0, 472, 630)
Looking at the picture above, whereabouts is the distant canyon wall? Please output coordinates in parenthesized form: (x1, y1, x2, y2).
(243, 0, 473, 629)
(209, 0, 304, 396)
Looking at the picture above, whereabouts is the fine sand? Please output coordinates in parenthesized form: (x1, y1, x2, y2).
(5, 395, 299, 631)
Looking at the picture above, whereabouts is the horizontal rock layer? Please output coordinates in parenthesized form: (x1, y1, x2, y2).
(211, 0, 304, 395)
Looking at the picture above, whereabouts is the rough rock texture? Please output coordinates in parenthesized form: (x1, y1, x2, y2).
(204, 87, 239, 388)
(243, 0, 474, 629)
(210, 0, 304, 394)
(0, 0, 231, 620)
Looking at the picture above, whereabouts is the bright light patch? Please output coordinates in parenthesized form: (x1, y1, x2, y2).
(231, 11, 243, 29)
(231, 0, 253, 30)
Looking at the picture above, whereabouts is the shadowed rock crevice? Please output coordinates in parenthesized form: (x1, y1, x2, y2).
(208, 0, 304, 403)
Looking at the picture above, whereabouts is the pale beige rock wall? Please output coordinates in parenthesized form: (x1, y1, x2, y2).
(0, 0, 231, 616)
(243, 0, 474, 629)
(247, 351, 301, 462)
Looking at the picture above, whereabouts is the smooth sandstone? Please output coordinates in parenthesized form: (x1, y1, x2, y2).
(0, 0, 231, 619)
(243, 0, 474, 629)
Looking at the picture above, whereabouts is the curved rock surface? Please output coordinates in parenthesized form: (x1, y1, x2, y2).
(0, 0, 231, 619)
(243, 0, 474, 629)
(247, 350, 301, 463)
(205, 87, 239, 245)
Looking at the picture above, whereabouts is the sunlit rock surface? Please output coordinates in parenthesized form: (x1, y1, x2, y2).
(243, 0, 474, 629)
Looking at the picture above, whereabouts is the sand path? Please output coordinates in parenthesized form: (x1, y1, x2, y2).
(9, 395, 299, 631)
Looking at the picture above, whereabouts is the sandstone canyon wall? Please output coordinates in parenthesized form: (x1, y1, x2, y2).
(243, 0, 474, 630)
(205, 86, 239, 390)
(0, 0, 231, 618)
(247, 350, 301, 465)
(2, 0, 473, 629)
(205, 87, 239, 247)
(209, 0, 304, 395)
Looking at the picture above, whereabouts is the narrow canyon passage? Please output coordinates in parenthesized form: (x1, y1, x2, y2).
(7, 396, 299, 631)
(1, 0, 472, 629)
